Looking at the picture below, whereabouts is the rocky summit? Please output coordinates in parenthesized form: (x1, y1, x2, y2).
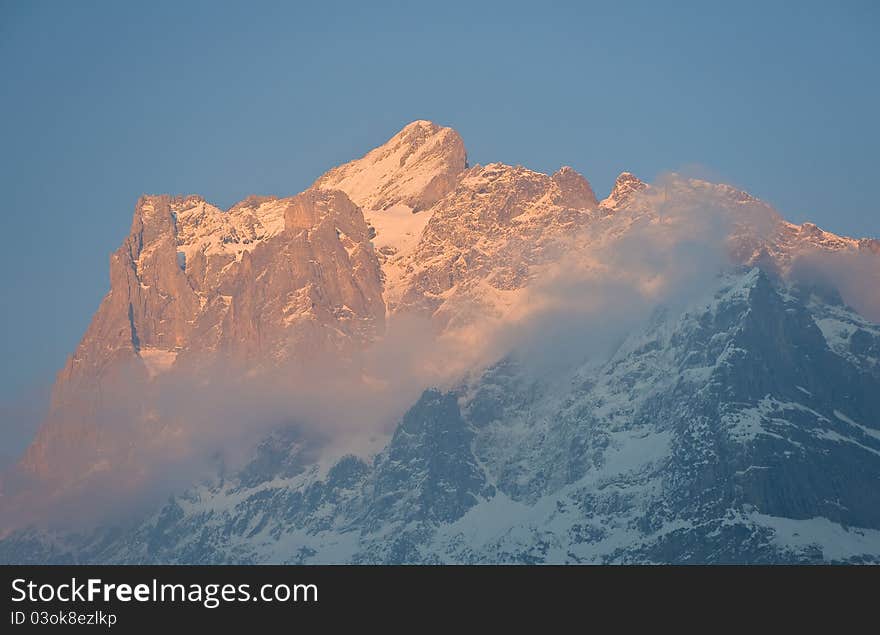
(2, 121, 879, 564)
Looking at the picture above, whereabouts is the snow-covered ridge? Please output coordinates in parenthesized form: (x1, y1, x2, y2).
(135, 127, 876, 327)
(174, 195, 287, 262)
(598, 172, 877, 275)
(312, 120, 468, 215)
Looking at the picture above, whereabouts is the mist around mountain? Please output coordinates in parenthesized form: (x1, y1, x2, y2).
(1, 121, 879, 564)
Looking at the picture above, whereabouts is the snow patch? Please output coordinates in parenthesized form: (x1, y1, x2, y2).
(139, 348, 178, 378)
(833, 410, 880, 442)
(750, 512, 880, 561)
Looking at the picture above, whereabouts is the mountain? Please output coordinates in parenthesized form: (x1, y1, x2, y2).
(5, 267, 880, 564)
(2, 120, 879, 563)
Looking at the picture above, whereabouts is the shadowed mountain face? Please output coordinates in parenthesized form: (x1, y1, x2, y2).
(2, 121, 879, 563)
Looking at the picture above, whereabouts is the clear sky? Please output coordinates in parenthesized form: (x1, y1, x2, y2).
(1, 0, 878, 404)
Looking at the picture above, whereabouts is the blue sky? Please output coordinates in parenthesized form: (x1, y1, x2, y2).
(1, 0, 878, 404)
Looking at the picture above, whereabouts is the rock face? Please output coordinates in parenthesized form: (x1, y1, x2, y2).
(368, 390, 490, 527)
(4, 120, 880, 563)
(20, 188, 384, 480)
(391, 162, 599, 321)
(599, 171, 646, 211)
(54, 188, 383, 383)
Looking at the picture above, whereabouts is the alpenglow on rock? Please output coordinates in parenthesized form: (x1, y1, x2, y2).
(313, 120, 468, 214)
(21, 187, 384, 482)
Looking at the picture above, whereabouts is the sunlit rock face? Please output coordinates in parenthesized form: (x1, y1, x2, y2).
(313, 120, 468, 214)
(20, 188, 384, 482)
(390, 162, 600, 323)
(599, 171, 646, 211)
(4, 120, 880, 563)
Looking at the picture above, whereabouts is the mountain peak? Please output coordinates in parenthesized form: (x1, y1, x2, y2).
(600, 171, 646, 210)
(398, 119, 443, 133)
(313, 120, 467, 215)
(552, 166, 598, 208)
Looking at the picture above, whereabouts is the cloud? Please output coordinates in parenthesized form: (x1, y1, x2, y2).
(0, 382, 48, 471)
(789, 247, 880, 322)
(482, 173, 739, 376)
(0, 309, 511, 532)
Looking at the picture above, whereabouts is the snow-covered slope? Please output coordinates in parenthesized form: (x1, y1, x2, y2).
(313, 120, 467, 215)
(6, 268, 880, 564)
(312, 120, 467, 271)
